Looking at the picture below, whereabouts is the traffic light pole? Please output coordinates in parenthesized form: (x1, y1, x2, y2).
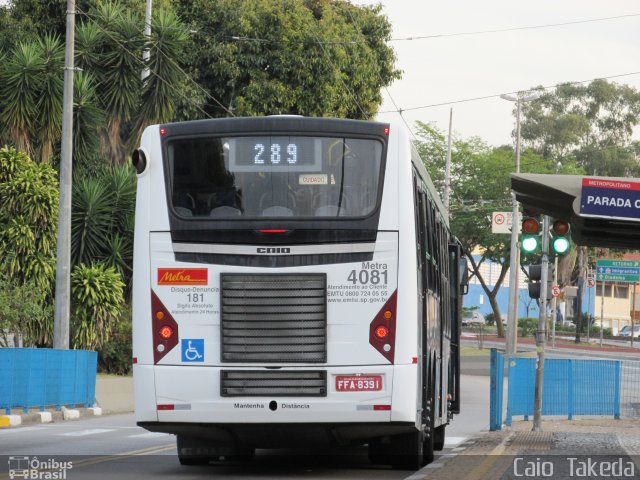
(533, 215, 550, 432)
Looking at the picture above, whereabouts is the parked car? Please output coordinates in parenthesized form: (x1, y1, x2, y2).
(462, 312, 486, 326)
(619, 325, 640, 338)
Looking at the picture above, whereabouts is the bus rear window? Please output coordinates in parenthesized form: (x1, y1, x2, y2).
(166, 136, 383, 219)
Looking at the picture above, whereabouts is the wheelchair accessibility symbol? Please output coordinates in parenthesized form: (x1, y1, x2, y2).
(181, 339, 204, 362)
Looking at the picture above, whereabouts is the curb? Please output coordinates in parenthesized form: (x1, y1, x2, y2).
(0, 406, 103, 429)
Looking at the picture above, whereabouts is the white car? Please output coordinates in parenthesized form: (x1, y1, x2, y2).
(619, 325, 640, 338)
(462, 312, 486, 326)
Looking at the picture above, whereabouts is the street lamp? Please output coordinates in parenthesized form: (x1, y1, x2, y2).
(500, 92, 540, 358)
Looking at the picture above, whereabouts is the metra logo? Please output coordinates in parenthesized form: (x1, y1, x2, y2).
(257, 247, 291, 254)
(158, 268, 208, 285)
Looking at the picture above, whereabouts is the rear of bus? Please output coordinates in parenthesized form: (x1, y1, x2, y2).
(132, 117, 421, 462)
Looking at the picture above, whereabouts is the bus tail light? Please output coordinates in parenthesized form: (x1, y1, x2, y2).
(151, 290, 179, 364)
(369, 290, 397, 363)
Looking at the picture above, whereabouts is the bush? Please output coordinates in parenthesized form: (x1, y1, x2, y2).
(71, 262, 125, 350)
(518, 317, 538, 338)
(98, 309, 132, 375)
(484, 313, 496, 326)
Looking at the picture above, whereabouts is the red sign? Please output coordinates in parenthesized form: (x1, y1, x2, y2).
(551, 285, 561, 298)
(157, 268, 208, 285)
(587, 276, 596, 288)
(335, 375, 382, 392)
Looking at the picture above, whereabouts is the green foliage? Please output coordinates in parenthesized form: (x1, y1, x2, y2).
(70, 262, 125, 350)
(521, 80, 640, 176)
(0, 146, 58, 291)
(518, 317, 538, 337)
(175, 0, 400, 119)
(0, 276, 53, 347)
(71, 165, 136, 287)
(484, 312, 496, 326)
(98, 308, 132, 375)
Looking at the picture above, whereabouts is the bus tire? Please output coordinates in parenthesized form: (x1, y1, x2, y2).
(390, 431, 424, 470)
(433, 425, 446, 451)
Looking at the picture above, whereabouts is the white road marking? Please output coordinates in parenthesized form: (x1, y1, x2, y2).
(59, 428, 114, 437)
(0, 426, 46, 435)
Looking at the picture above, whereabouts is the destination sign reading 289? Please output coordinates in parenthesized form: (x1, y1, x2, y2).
(230, 136, 321, 172)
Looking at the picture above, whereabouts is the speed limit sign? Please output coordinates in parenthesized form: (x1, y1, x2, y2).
(551, 285, 561, 298)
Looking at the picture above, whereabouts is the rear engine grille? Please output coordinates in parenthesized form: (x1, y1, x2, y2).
(220, 273, 327, 363)
(220, 370, 327, 397)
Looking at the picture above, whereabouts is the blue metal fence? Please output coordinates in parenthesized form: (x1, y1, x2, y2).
(505, 356, 621, 425)
(0, 348, 97, 414)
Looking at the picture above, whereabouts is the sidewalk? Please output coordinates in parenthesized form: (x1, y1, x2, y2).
(411, 419, 640, 480)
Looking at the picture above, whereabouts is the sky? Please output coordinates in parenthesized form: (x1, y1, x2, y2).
(352, 0, 640, 147)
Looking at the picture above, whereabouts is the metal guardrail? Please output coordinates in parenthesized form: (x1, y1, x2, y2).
(506, 356, 620, 425)
(489, 349, 624, 429)
(0, 348, 97, 414)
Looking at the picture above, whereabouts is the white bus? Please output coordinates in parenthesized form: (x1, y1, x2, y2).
(131, 116, 468, 470)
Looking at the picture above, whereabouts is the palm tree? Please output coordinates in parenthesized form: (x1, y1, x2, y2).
(131, 9, 189, 145)
(0, 41, 44, 156)
(35, 34, 64, 163)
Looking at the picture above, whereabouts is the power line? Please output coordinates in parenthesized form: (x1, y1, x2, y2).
(340, 5, 416, 139)
(379, 70, 640, 114)
(389, 13, 640, 41)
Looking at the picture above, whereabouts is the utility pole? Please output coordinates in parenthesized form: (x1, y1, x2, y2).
(575, 247, 586, 343)
(443, 108, 453, 218)
(142, 0, 153, 81)
(533, 215, 550, 431)
(53, 0, 76, 350)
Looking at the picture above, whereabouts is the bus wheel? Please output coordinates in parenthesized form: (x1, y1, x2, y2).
(390, 431, 424, 470)
(433, 425, 446, 451)
(177, 435, 214, 465)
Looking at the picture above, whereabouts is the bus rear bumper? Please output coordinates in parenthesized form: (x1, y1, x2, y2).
(137, 421, 417, 447)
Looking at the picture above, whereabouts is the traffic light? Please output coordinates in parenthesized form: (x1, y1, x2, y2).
(551, 219, 571, 256)
(527, 264, 553, 300)
(521, 211, 541, 254)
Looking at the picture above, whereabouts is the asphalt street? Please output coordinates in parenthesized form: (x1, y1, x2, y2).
(0, 374, 491, 480)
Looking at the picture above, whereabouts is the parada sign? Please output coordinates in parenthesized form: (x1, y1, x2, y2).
(580, 178, 640, 222)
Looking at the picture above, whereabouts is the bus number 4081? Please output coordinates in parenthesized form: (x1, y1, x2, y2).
(347, 269, 387, 285)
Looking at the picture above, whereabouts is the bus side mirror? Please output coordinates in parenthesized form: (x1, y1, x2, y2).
(132, 148, 148, 174)
(459, 258, 469, 295)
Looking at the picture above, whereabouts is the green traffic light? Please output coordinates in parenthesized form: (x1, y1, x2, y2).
(522, 235, 539, 253)
(552, 236, 570, 255)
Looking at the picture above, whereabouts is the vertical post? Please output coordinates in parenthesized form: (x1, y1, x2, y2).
(551, 256, 558, 348)
(587, 270, 592, 342)
(506, 99, 522, 358)
(532, 215, 550, 431)
(142, 0, 153, 81)
(53, 0, 76, 350)
(567, 359, 573, 420)
(614, 361, 621, 419)
(632, 284, 636, 348)
(490, 348, 501, 431)
(600, 281, 605, 347)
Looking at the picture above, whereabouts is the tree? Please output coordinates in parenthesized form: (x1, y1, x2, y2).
(519, 80, 640, 340)
(0, 147, 58, 346)
(414, 122, 581, 337)
(520, 80, 640, 176)
(175, 0, 400, 118)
